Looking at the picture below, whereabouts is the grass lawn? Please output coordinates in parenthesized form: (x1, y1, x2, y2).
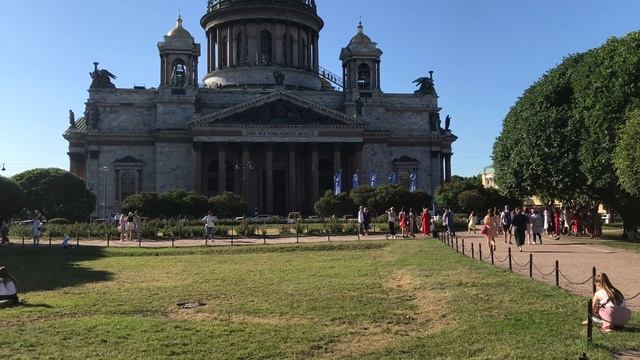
(0, 240, 638, 359)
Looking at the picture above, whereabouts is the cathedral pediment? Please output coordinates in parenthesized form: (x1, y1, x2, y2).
(190, 91, 360, 128)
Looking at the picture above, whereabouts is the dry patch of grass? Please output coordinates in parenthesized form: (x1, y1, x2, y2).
(384, 269, 456, 334)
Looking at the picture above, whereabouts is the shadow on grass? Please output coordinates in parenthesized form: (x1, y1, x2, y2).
(19, 302, 53, 309)
(0, 246, 113, 293)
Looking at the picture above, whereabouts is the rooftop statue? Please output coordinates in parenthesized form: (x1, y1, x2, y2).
(413, 71, 437, 96)
(89, 62, 117, 89)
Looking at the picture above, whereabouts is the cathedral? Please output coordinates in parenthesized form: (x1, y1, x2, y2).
(64, 0, 456, 217)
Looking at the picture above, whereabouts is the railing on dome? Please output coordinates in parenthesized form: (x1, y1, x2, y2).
(207, 0, 317, 12)
(318, 66, 343, 90)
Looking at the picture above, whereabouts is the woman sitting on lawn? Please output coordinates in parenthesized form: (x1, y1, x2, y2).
(0, 266, 19, 307)
(583, 273, 632, 332)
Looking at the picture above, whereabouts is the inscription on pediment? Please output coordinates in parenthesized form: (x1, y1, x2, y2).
(215, 99, 347, 126)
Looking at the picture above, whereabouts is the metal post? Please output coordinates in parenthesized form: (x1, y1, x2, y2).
(479, 243, 483, 262)
(76, 233, 79, 247)
(592, 267, 597, 294)
(508, 247, 512, 272)
(171, 236, 175, 248)
(49, 234, 52, 247)
(357, 231, 360, 241)
(231, 227, 234, 245)
(107, 236, 110, 247)
(138, 237, 141, 248)
(529, 254, 533, 278)
(455, 237, 459, 253)
(296, 229, 299, 243)
(263, 230, 267, 245)
(587, 299, 593, 343)
(555, 260, 559, 287)
(471, 242, 475, 259)
(491, 248, 494, 265)
(462, 238, 465, 255)
(22, 235, 24, 247)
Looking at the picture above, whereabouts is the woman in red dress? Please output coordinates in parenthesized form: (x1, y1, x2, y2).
(420, 208, 431, 237)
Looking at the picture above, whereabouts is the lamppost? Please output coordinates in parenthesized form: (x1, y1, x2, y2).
(234, 160, 255, 217)
(101, 166, 109, 221)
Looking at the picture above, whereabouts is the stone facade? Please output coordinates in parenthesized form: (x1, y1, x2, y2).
(64, 0, 456, 217)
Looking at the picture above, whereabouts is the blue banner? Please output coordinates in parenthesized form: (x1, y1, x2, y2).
(388, 171, 398, 185)
(369, 172, 377, 188)
(409, 170, 417, 192)
(352, 172, 359, 189)
(333, 170, 342, 195)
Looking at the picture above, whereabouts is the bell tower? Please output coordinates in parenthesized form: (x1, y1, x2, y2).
(340, 22, 383, 96)
(158, 16, 201, 88)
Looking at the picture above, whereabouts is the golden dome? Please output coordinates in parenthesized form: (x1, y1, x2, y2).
(167, 15, 193, 38)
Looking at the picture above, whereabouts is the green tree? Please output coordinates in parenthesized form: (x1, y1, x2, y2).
(434, 176, 483, 211)
(367, 185, 431, 215)
(614, 109, 640, 196)
(314, 191, 355, 218)
(12, 168, 95, 222)
(493, 32, 640, 238)
(209, 192, 246, 218)
(121, 192, 160, 217)
(0, 176, 25, 218)
(349, 185, 375, 208)
(457, 190, 484, 213)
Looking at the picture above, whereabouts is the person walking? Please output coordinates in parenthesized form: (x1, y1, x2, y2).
(0, 217, 10, 245)
(408, 209, 417, 238)
(421, 208, 431, 237)
(530, 208, 543, 245)
(202, 210, 216, 241)
(467, 211, 477, 235)
(500, 206, 512, 244)
(387, 207, 397, 239)
(582, 273, 632, 332)
(553, 208, 562, 239)
(32, 210, 46, 247)
(399, 208, 407, 238)
(446, 208, 456, 236)
(362, 207, 371, 236)
(119, 213, 127, 241)
(511, 207, 529, 252)
(357, 206, 365, 236)
(482, 209, 497, 252)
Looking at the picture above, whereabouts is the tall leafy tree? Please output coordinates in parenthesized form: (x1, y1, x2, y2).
(12, 168, 95, 222)
(613, 109, 640, 196)
(0, 176, 25, 218)
(494, 32, 640, 238)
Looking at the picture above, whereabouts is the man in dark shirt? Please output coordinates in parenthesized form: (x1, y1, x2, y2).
(510, 207, 529, 252)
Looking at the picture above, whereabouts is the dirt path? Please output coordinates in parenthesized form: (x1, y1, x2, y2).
(444, 232, 640, 310)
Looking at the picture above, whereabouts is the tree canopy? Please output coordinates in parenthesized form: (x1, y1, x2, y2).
(493, 31, 640, 237)
(0, 176, 25, 219)
(12, 168, 95, 222)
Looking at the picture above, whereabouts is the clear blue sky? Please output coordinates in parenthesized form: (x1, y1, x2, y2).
(1, 0, 639, 178)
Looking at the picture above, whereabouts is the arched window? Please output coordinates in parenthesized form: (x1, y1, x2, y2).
(120, 171, 138, 202)
(221, 36, 228, 67)
(171, 59, 188, 87)
(357, 63, 371, 89)
(235, 32, 243, 65)
(260, 30, 272, 65)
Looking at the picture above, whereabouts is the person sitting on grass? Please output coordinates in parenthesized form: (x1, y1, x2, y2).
(0, 266, 19, 308)
(582, 273, 632, 332)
